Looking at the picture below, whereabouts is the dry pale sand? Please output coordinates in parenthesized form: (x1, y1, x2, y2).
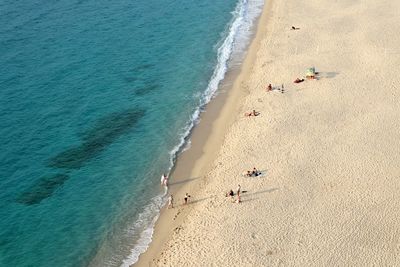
(137, 0, 400, 265)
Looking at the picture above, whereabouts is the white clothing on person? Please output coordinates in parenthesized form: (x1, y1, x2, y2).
(161, 174, 168, 186)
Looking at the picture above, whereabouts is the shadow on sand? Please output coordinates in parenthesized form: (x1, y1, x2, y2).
(173, 196, 214, 208)
(168, 177, 200, 187)
(241, 187, 279, 202)
(320, 71, 339, 79)
(188, 196, 214, 205)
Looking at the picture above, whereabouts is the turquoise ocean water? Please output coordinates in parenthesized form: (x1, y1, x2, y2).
(0, 0, 263, 266)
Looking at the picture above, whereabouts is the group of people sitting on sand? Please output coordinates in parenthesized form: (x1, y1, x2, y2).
(166, 27, 315, 211)
(246, 167, 261, 177)
(294, 67, 319, 83)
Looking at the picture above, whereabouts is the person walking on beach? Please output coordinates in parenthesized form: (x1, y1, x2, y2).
(237, 184, 241, 197)
(184, 193, 191, 205)
(168, 194, 174, 209)
(161, 173, 168, 186)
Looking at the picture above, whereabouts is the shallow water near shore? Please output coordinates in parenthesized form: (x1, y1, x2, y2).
(0, 0, 263, 266)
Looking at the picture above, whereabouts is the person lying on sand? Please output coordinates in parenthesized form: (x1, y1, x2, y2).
(305, 67, 319, 80)
(294, 78, 304, 83)
(306, 72, 319, 80)
(245, 110, 260, 117)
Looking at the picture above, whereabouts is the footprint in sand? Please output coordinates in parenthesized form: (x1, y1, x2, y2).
(174, 226, 183, 234)
(266, 250, 274, 256)
(173, 209, 182, 220)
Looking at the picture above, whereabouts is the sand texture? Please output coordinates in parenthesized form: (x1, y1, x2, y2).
(138, 0, 400, 265)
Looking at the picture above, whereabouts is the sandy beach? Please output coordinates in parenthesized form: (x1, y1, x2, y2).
(136, 0, 400, 265)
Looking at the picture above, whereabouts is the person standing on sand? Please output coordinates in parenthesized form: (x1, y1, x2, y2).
(237, 184, 241, 197)
(184, 193, 191, 205)
(168, 194, 174, 209)
(236, 194, 241, 204)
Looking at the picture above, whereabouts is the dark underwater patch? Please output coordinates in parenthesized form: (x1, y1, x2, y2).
(48, 108, 145, 169)
(124, 63, 154, 83)
(0, 236, 10, 248)
(133, 63, 153, 71)
(16, 174, 70, 205)
(134, 83, 159, 96)
(124, 76, 139, 83)
(47, 145, 101, 170)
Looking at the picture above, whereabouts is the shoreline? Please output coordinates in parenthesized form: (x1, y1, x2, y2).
(133, 0, 271, 265)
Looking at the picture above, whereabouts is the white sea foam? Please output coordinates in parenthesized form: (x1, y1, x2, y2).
(167, 0, 264, 173)
(121, 0, 264, 265)
(119, 196, 162, 267)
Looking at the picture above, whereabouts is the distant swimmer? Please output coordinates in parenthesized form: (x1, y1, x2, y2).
(161, 173, 168, 186)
